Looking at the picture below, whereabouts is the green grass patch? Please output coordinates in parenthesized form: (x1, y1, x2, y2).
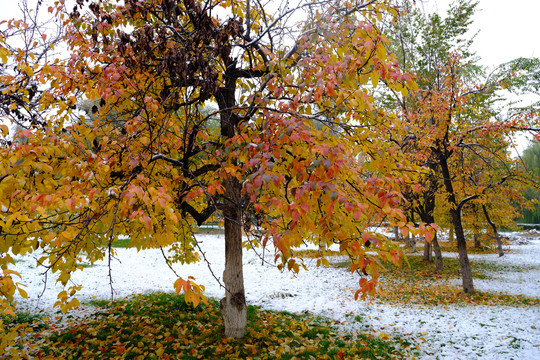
(6, 292, 411, 359)
(1, 310, 49, 332)
(76, 263, 95, 269)
(472, 261, 540, 279)
(111, 238, 131, 248)
(197, 227, 225, 235)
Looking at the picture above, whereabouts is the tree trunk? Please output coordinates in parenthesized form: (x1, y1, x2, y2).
(218, 70, 247, 338)
(220, 177, 247, 338)
(449, 226, 454, 243)
(473, 231, 481, 248)
(432, 233, 443, 272)
(451, 208, 474, 292)
(438, 150, 474, 293)
(482, 205, 504, 257)
(421, 210, 442, 271)
(423, 239, 432, 261)
(473, 205, 481, 248)
(393, 226, 400, 242)
(411, 233, 417, 252)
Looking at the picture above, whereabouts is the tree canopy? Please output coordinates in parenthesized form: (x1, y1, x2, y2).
(0, 0, 437, 343)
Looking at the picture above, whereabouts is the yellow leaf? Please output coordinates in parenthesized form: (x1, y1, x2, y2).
(22, 64, 34, 77)
(371, 71, 380, 88)
(400, 87, 408, 97)
(156, 347, 165, 357)
(0, 46, 9, 64)
(18, 287, 28, 299)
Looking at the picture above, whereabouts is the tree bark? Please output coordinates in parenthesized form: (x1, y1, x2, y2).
(450, 207, 474, 292)
(393, 226, 400, 242)
(220, 177, 247, 338)
(423, 239, 432, 261)
(423, 211, 442, 270)
(218, 68, 247, 338)
(473, 205, 481, 248)
(482, 204, 504, 257)
(415, 173, 442, 270)
(449, 226, 454, 243)
(473, 231, 481, 249)
(432, 233, 443, 272)
(438, 152, 474, 293)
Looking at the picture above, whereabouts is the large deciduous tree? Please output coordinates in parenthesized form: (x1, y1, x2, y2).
(0, 0, 429, 343)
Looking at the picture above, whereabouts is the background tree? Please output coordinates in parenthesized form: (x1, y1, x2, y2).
(382, 0, 481, 273)
(384, 0, 539, 292)
(519, 141, 540, 224)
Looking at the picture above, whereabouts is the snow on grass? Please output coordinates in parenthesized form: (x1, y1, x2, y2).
(9, 232, 540, 359)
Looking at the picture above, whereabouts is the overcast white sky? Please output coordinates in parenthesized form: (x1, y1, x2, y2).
(421, 0, 540, 69)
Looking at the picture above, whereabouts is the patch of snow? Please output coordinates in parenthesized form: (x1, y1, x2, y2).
(9, 234, 540, 359)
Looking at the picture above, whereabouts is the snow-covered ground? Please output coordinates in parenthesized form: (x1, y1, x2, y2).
(9, 231, 540, 359)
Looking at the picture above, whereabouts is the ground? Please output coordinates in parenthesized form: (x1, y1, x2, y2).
(6, 230, 540, 359)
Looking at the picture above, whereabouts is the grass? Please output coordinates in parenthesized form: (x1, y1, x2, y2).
(293, 249, 342, 258)
(0, 311, 49, 332)
(332, 254, 540, 307)
(111, 238, 132, 248)
(434, 240, 509, 255)
(3, 292, 411, 360)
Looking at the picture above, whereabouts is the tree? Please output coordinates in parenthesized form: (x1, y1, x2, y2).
(0, 0, 433, 343)
(384, 0, 540, 293)
(382, 0, 481, 273)
(519, 141, 540, 224)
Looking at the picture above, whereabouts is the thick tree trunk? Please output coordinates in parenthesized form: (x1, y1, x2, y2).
(218, 70, 247, 338)
(495, 233, 504, 257)
(220, 177, 247, 338)
(482, 205, 504, 257)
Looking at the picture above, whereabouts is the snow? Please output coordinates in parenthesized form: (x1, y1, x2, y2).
(9, 232, 540, 359)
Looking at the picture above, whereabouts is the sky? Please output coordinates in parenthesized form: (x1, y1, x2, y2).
(420, 0, 540, 68)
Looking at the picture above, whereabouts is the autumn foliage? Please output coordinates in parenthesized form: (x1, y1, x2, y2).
(0, 0, 446, 344)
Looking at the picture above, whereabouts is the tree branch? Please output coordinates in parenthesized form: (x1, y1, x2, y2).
(150, 154, 184, 167)
(179, 201, 217, 226)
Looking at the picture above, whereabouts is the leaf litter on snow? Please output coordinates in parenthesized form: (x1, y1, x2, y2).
(6, 232, 540, 359)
